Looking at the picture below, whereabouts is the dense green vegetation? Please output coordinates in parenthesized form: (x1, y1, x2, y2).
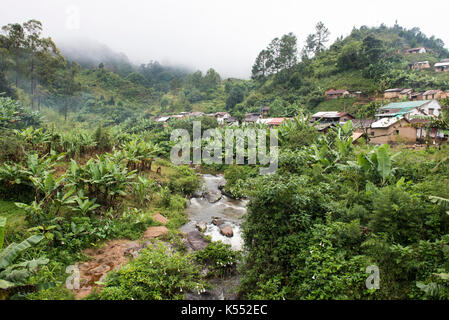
(236, 121, 449, 299)
(2, 18, 449, 301)
(2, 20, 449, 125)
(0, 96, 209, 299)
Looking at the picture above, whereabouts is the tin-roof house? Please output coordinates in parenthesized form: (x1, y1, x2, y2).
(310, 112, 355, 124)
(409, 61, 431, 70)
(325, 89, 350, 99)
(244, 113, 261, 124)
(376, 100, 442, 119)
(435, 60, 449, 72)
(405, 47, 427, 54)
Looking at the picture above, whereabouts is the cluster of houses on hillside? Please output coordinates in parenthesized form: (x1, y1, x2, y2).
(324, 89, 363, 99)
(408, 58, 449, 72)
(154, 108, 292, 128)
(155, 111, 238, 125)
(404, 47, 449, 72)
(154, 99, 446, 145)
(310, 99, 445, 144)
(384, 88, 449, 101)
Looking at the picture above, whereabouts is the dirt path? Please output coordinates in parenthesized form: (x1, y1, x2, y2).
(72, 213, 169, 299)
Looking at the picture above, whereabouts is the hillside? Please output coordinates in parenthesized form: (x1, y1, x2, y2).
(1, 21, 449, 125)
(242, 23, 449, 118)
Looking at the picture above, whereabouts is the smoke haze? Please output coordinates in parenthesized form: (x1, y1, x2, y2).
(1, 0, 449, 78)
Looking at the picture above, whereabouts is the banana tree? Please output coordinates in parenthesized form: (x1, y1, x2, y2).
(70, 191, 101, 216)
(0, 219, 48, 291)
(340, 144, 400, 186)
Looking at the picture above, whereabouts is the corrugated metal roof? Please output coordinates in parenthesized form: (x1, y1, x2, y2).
(326, 89, 348, 95)
(380, 100, 431, 110)
(268, 118, 287, 126)
(256, 118, 272, 124)
(371, 117, 403, 128)
(311, 111, 344, 118)
(352, 132, 364, 142)
(435, 62, 449, 67)
(423, 90, 441, 95)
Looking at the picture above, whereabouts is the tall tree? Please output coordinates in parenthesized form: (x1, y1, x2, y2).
(1, 23, 24, 87)
(251, 49, 272, 81)
(252, 32, 298, 80)
(303, 22, 330, 57)
(203, 68, 221, 92)
(23, 20, 61, 109)
(278, 32, 298, 70)
(301, 34, 317, 59)
(314, 21, 330, 54)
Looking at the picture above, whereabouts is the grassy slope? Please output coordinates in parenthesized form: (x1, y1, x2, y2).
(0, 200, 27, 241)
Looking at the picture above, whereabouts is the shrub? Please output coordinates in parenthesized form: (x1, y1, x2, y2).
(99, 244, 205, 300)
(194, 242, 241, 277)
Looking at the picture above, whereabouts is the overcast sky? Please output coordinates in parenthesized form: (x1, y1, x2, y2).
(1, 0, 449, 79)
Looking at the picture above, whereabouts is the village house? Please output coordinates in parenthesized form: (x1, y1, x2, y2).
(155, 116, 171, 123)
(422, 90, 444, 100)
(188, 111, 205, 118)
(368, 117, 416, 144)
(399, 88, 413, 100)
(410, 92, 424, 101)
(310, 111, 355, 124)
(268, 118, 289, 127)
(405, 47, 427, 54)
(214, 112, 231, 124)
(434, 60, 449, 72)
(170, 114, 185, 120)
(324, 89, 350, 99)
(408, 118, 445, 142)
(244, 113, 261, 124)
(257, 117, 291, 127)
(348, 91, 363, 98)
(384, 88, 404, 99)
(376, 100, 442, 119)
(313, 122, 336, 134)
(261, 106, 270, 117)
(384, 88, 413, 100)
(441, 91, 449, 99)
(225, 117, 239, 126)
(408, 61, 431, 70)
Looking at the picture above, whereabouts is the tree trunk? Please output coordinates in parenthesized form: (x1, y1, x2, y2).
(30, 56, 35, 109)
(15, 50, 19, 88)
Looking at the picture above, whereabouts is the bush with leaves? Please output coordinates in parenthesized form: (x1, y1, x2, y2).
(66, 155, 136, 208)
(0, 97, 41, 130)
(98, 244, 205, 300)
(194, 242, 241, 278)
(0, 218, 49, 294)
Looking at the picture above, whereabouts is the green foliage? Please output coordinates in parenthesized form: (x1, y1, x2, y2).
(0, 230, 48, 290)
(0, 97, 41, 132)
(223, 165, 257, 198)
(66, 155, 136, 208)
(167, 165, 200, 196)
(98, 244, 205, 300)
(194, 242, 241, 278)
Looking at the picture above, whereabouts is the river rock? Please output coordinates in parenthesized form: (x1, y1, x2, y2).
(218, 181, 226, 190)
(186, 231, 209, 251)
(193, 190, 204, 198)
(144, 226, 169, 239)
(205, 190, 222, 203)
(220, 225, 234, 238)
(195, 221, 207, 232)
(212, 217, 226, 226)
(153, 213, 168, 225)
